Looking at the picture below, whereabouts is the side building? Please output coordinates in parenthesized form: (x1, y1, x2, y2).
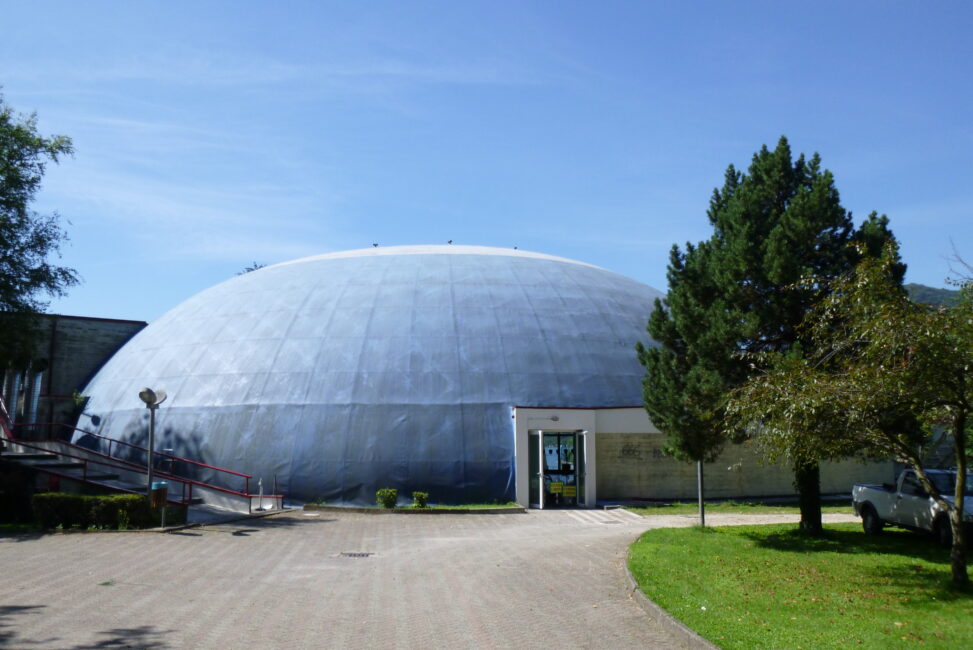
(1, 315, 146, 437)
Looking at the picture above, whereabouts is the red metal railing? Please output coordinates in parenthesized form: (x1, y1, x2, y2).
(3, 435, 193, 504)
(7, 428, 283, 511)
(0, 395, 282, 512)
(15, 422, 253, 495)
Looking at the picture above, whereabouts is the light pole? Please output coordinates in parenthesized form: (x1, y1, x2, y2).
(138, 387, 167, 497)
(697, 460, 705, 528)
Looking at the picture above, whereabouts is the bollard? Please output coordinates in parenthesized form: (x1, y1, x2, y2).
(150, 481, 168, 527)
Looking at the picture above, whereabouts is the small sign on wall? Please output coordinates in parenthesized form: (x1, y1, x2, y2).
(549, 482, 563, 493)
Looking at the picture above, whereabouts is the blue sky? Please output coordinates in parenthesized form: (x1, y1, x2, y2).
(3, 2, 971, 321)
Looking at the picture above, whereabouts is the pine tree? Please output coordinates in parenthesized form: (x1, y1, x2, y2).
(637, 137, 903, 534)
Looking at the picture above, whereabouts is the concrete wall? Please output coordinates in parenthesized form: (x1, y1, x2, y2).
(2, 315, 146, 432)
(595, 431, 896, 500)
(513, 406, 894, 506)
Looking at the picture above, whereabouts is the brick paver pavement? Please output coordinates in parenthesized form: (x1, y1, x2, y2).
(0, 509, 858, 648)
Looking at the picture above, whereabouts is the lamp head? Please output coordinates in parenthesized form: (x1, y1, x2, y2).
(138, 388, 167, 408)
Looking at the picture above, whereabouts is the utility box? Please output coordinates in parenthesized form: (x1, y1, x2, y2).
(150, 481, 168, 509)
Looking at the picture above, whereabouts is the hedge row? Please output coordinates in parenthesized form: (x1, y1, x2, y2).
(31, 493, 184, 529)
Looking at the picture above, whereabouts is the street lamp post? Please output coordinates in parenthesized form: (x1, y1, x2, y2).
(138, 387, 167, 497)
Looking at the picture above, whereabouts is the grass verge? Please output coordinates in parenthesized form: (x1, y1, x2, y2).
(417, 502, 522, 510)
(304, 502, 523, 512)
(307, 501, 520, 509)
(625, 500, 852, 516)
(629, 523, 972, 648)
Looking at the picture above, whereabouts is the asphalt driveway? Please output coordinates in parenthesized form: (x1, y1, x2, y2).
(0, 509, 857, 649)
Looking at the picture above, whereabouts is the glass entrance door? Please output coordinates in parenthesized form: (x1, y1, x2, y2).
(528, 432, 540, 507)
(576, 431, 586, 507)
(542, 432, 577, 508)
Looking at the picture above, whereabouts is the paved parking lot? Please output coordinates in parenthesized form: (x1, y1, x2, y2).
(0, 509, 857, 649)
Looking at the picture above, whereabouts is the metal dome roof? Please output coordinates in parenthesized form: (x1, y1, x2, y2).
(81, 245, 662, 504)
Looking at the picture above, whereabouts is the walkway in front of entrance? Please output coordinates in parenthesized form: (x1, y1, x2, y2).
(0, 510, 859, 649)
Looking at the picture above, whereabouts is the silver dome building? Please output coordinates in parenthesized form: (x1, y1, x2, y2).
(80, 245, 664, 505)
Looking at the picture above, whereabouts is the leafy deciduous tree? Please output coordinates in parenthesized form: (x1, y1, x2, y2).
(727, 243, 971, 587)
(0, 93, 77, 369)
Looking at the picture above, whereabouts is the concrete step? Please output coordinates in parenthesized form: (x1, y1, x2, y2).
(31, 461, 85, 469)
(84, 473, 121, 481)
(99, 480, 145, 492)
(3, 452, 59, 461)
(187, 503, 256, 524)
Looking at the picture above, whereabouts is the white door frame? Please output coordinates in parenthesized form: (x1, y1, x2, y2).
(514, 407, 597, 508)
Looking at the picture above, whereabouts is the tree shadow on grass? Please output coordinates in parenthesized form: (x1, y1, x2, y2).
(739, 526, 951, 563)
(737, 526, 973, 603)
(867, 564, 973, 602)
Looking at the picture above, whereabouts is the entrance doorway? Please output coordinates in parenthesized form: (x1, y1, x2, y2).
(528, 430, 586, 508)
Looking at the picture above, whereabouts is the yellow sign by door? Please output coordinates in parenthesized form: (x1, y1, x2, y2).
(549, 482, 563, 493)
(563, 485, 577, 497)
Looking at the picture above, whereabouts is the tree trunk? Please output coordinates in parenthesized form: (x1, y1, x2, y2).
(794, 459, 822, 535)
(950, 412, 969, 588)
(948, 508, 968, 587)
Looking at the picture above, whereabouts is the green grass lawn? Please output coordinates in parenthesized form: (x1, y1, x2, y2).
(419, 502, 522, 510)
(629, 523, 972, 648)
(626, 500, 853, 516)
(306, 502, 522, 510)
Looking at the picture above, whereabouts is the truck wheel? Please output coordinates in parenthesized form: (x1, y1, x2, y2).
(862, 506, 883, 536)
(935, 518, 952, 547)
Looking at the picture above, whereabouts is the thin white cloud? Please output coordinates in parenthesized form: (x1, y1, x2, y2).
(3, 51, 566, 91)
(41, 157, 337, 263)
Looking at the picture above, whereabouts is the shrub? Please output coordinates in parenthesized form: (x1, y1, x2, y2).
(32, 493, 159, 529)
(376, 488, 397, 509)
(86, 497, 115, 527)
(97, 494, 152, 529)
(33, 493, 87, 529)
(412, 491, 429, 509)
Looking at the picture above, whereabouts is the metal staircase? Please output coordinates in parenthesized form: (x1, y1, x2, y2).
(0, 394, 282, 518)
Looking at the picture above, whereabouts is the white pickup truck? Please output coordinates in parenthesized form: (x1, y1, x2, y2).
(853, 469, 973, 545)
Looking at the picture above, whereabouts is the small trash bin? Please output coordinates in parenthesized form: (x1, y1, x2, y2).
(150, 481, 168, 509)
